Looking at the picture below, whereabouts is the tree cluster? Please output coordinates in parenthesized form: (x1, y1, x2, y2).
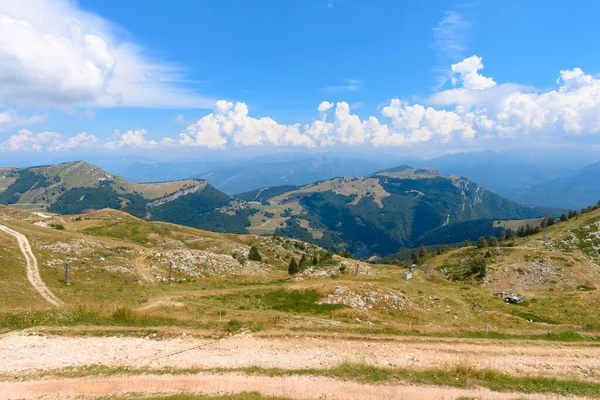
(288, 254, 311, 275)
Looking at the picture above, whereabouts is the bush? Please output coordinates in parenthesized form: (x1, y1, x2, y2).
(225, 319, 242, 333)
(468, 257, 487, 279)
(248, 245, 262, 262)
(232, 252, 247, 265)
(477, 236, 488, 249)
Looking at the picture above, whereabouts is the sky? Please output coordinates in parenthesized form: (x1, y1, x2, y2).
(2, 0, 600, 163)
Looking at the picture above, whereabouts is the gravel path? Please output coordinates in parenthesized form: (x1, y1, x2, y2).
(0, 224, 63, 306)
(0, 373, 585, 400)
(1, 332, 599, 382)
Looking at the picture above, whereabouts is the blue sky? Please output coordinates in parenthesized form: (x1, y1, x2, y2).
(1, 0, 600, 161)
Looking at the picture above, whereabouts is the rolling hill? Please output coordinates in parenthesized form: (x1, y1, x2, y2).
(0, 161, 254, 233)
(0, 161, 562, 257)
(238, 166, 561, 256)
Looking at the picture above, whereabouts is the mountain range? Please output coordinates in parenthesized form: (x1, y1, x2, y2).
(55, 150, 596, 209)
(512, 161, 600, 209)
(0, 160, 561, 257)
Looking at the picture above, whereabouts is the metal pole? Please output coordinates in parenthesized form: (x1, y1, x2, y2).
(168, 261, 173, 284)
(64, 262, 69, 285)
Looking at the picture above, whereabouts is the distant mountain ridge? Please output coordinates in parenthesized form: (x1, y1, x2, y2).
(512, 161, 600, 209)
(0, 161, 255, 234)
(0, 161, 563, 257)
(193, 155, 389, 195)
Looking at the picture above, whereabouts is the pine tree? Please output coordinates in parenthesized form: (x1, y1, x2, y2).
(560, 213, 568, 222)
(464, 239, 472, 247)
(288, 258, 299, 275)
(299, 254, 308, 270)
(488, 236, 498, 247)
(411, 249, 420, 265)
(477, 236, 487, 249)
(311, 255, 318, 266)
(248, 245, 262, 262)
(419, 244, 428, 259)
(499, 231, 506, 242)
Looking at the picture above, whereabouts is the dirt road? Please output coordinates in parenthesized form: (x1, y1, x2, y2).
(0, 372, 584, 400)
(0, 224, 63, 307)
(2, 332, 599, 381)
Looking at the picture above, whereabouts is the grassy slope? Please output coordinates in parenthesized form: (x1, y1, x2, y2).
(1, 205, 599, 337)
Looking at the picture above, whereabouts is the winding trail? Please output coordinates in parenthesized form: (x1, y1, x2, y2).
(0, 224, 63, 307)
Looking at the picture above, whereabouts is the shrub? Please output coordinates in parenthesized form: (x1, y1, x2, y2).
(248, 245, 262, 262)
(468, 257, 487, 279)
(225, 319, 242, 333)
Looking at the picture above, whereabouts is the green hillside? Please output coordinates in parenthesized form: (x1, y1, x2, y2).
(253, 170, 562, 256)
(0, 162, 562, 257)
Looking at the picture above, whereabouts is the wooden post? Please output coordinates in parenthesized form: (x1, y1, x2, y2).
(168, 261, 173, 284)
(355, 264, 360, 276)
(64, 262, 69, 285)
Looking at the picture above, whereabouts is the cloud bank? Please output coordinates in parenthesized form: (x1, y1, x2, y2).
(3, 55, 600, 152)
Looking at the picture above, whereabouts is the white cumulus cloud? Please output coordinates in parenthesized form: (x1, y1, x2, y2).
(3, 55, 600, 153)
(0, 0, 213, 109)
(450, 55, 497, 90)
(317, 101, 334, 113)
(1, 129, 62, 151)
(0, 109, 48, 131)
